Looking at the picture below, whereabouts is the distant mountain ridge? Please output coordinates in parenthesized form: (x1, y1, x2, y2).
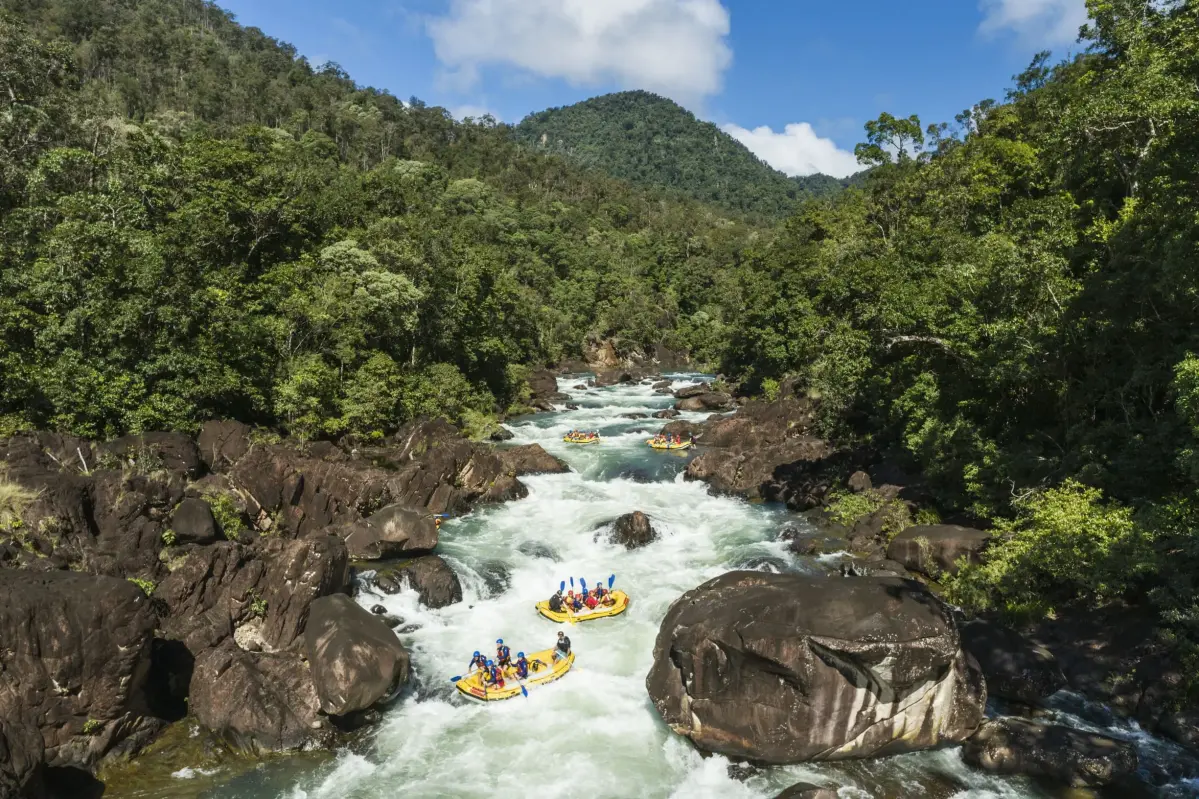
(514, 90, 857, 219)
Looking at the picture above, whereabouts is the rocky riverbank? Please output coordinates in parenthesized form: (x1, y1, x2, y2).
(0, 420, 567, 797)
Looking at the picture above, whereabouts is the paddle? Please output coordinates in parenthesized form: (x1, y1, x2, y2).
(449, 675, 462, 683)
(570, 577, 574, 588)
(580, 577, 587, 593)
(608, 574, 616, 588)
(560, 580, 565, 593)
(521, 684, 529, 699)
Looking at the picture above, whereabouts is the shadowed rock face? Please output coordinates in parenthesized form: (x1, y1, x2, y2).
(887, 525, 991, 578)
(343, 504, 438, 560)
(0, 571, 162, 789)
(963, 717, 1137, 787)
(304, 595, 409, 717)
(374, 555, 463, 608)
(646, 571, 986, 764)
(959, 620, 1066, 705)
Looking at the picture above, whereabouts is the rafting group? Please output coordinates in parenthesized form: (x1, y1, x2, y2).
(647, 432, 694, 451)
(563, 430, 600, 444)
(452, 575, 628, 702)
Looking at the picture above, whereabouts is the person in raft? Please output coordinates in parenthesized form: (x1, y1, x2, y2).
(483, 660, 504, 688)
(570, 590, 584, 612)
(514, 652, 530, 680)
(584, 588, 599, 610)
(554, 631, 572, 661)
(496, 639, 512, 669)
(468, 651, 487, 673)
(548, 589, 565, 613)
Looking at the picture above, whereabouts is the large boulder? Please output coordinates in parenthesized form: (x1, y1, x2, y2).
(97, 432, 204, 479)
(673, 383, 711, 399)
(609, 511, 659, 549)
(959, 619, 1066, 705)
(156, 542, 265, 654)
(196, 420, 253, 471)
(169, 497, 221, 545)
(255, 535, 349, 651)
(646, 572, 986, 764)
(0, 571, 162, 787)
(774, 784, 839, 799)
(189, 643, 329, 754)
(963, 717, 1137, 787)
(342, 504, 438, 560)
(676, 392, 735, 412)
(499, 444, 570, 476)
(374, 555, 463, 608)
(887, 525, 991, 578)
(304, 595, 410, 717)
(526, 369, 561, 401)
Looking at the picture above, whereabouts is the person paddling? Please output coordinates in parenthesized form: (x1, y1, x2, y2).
(468, 650, 487, 673)
(554, 630, 571, 661)
(514, 652, 530, 680)
(496, 639, 512, 670)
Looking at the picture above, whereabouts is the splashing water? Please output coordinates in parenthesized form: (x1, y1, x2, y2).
(180, 377, 1196, 799)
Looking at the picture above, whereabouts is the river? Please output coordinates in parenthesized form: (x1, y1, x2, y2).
(130, 375, 1199, 799)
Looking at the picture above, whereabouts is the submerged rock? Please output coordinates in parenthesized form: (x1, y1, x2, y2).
(516, 541, 560, 561)
(375, 555, 463, 608)
(478, 560, 512, 596)
(774, 784, 839, 799)
(963, 717, 1137, 787)
(342, 504, 438, 560)
(646, 571, 986, 764)
(609, 511, 659, 549)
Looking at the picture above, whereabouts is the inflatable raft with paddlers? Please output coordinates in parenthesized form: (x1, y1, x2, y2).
(646, 437, 692, 451)
(563, 431, 600, 444)
(451, 648, 574, 702)
(537, 576, 628, 624)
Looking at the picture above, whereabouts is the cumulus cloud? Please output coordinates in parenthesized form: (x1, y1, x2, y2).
(979, 0, 1088, 45)
(722, 122, 861, 179)
(426, 0, 733, 103)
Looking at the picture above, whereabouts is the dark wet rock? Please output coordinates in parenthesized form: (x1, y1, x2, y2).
(621, 412, 649, 420)
(653, 409, 680, 419)
(0, 571, 163, 788)
(652, 380, 672, 390)
(190, 642, 329, 754)
(617, 468, 657, 484)
(573, 384, 589, 391)
(397, 624, 422, 634)
(516, 541, 560, 561)
(478, 560, 512, 596)
(499, 444, 570, 476)
(255, 535, 349, 651)
(776, 524, 804, 541)
(734, 555, 789, 573)
(960, 619, 1066, 705)
(370, 604, 388, 615)
(676, 392, 735, 412)
(774, 783, 839, 799)
(304, 595, 409, 717)
(374, 555, 463, 608)
(489, 427, 514, 442)
(848, 470, 873, 493)
(169, 497, 221, 545)
(887, 525, 991, 578)
(646, 572, 986, 763)
(866, 558, 911, 577)
(788, 534, 848, 557)
(673, 383, 711, 399)
(962, 717, 1137, 787)
(565, 404, 580, 411)
(527, 369, 561, 401)
(342, 504, 438, 560)
(610, 511, 659, 549)
(655, 388, 674, 395)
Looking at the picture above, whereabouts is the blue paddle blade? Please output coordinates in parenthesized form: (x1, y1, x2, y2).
(560, 580, 565, 592)
(570, 577, 574, 588)
(581, 578, 587, 592)
(450, 676, 462, 683)
(521, 685, 528, 698)
(609, 574, 615, 588)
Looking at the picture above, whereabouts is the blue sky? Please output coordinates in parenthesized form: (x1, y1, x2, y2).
(218, 0, 1089, 177)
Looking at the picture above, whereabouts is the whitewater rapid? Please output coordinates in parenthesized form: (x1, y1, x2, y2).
(189, 377, 1197, 799)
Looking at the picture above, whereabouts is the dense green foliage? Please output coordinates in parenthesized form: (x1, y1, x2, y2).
(722, 0, 1199, 636)
(0, 0, 759, 439)
(514, 91, 854, 219)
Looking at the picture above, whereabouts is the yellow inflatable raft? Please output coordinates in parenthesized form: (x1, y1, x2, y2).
(454, 648, 574, 701)
(536, 591, 630, 623)
(563, 435, 600, 444)
(646, 439, 692, 451)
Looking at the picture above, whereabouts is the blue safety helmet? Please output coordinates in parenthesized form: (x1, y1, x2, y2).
(496, 638, 503, 644)
(486, 660, 494, 666)
(473, 651, 480, 657)
(517, 652, 525, 658)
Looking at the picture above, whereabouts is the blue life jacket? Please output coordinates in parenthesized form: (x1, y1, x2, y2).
(515, 659, 529, 679)
(498, 645, 510, 661)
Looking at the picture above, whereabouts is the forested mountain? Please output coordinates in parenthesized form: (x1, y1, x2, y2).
(514, 91, 853, 219)
(0, 0, 758, 441)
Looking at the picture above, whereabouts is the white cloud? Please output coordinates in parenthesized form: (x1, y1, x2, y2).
(451, 104, 502, 122)
(979, 0, 1088, 45)
(425, 0, 732, 103)
(722, 122, 861, 179)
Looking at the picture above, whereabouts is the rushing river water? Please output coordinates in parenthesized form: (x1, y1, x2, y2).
(116, 376, 1199, 799)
